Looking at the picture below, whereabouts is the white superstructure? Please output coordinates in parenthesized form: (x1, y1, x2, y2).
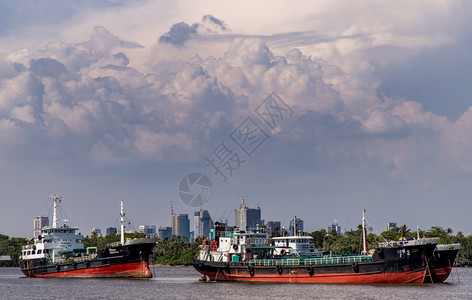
(272, 236, 324, 256)
(21, 195, 85, 263)
(198, 228, 269, 263)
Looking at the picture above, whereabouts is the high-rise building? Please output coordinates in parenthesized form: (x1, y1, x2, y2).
(234, 197, 262, 230)
(90, 227, 102, 237)
(34, 216, 49, 240)
(386, 222, 397, 231)
(266, 221, 281, 235)
(138, 225, 156, 235)
(171, 213, 190, 239)
(194, 210, 214, 238)
(189, 231, 194, 243)
(158, 226, 172, 239)
(289, 217, 304, 235)
(328, 219, 342, 235)
(106, 227, 117, 236)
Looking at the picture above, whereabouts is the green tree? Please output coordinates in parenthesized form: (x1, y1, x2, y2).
(0, 235, 29, 267)
(309, 229, 327, 250)
(152, 237, 199, 266)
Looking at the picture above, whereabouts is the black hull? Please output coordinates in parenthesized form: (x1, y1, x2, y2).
(425, 248, 460, 283)
(192, 243, 437, 284)
(19, 241, 156, 278)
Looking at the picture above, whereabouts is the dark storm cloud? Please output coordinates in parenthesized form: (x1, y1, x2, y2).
(159, 22, 199, 46)
(30, 58, 67, 77)
(159, 15, 230, 46)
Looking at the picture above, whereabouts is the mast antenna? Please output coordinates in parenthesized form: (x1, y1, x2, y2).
(50, 194, 62, 229)
(362, 210, 368, 254)
(120, 200, 125, 245)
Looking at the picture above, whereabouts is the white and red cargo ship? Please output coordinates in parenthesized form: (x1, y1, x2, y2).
(19, 195, 157, 278)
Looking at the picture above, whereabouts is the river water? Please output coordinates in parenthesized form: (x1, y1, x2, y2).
(0, 266, 470, 299)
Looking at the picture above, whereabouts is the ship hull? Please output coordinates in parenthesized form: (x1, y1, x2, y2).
(192, 243, 437, 284)
(19, 241, 155, 279)
(425, 247, 460, 283)
(193, 261, 426, 284)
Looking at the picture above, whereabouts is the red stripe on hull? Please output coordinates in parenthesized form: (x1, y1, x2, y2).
(198, 270, 426, 284)
(430, 266, 452, 283)
(28, 261, 152, 279)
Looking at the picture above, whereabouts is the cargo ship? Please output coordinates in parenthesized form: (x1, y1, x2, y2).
(192, 211, 440, 284)
(425, 243, 461, 283)
(19, 195, 157, 278)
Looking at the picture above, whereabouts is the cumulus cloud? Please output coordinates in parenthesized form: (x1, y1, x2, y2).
(0, 14, 471, 189)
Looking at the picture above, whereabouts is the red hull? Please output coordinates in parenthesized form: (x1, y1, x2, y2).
(28, 261, 152, 278)
(198, 269, 427, 284)
(430, 266, 452, 283)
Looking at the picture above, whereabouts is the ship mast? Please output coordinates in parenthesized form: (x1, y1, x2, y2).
(121, 200, 125, 245)
(240, 196, 247, 231)
(51, 194, 61, 228)
(362, 210, 367, 254)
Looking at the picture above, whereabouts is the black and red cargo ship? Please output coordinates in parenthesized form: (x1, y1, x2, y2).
(425, 243, 461, 283)
(19, 195, 157, 278)
(192, 211, 440, 284)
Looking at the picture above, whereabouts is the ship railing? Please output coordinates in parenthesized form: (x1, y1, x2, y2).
(378, 237, 440, 248)
(436, 243, 461, 251)
(246, 258, 301, 267)
(303, 255, 372, 266)
(245, 256, 372, 267)
(378, 241, 404, 248)
(53, 254, 98, 264)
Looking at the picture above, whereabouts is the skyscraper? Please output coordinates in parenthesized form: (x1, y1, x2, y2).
(106, 227, 117, 236)
(90, 227, 102, 237)
(34, 216, 49, 240)
(234, 196, 262, 230)
(138, 225, 157, 235)
(194, 210, 214, 238)
(172, 213, 190, 239)
(158, 226, 172, 239)
(266, 221, 281, 235)
(386, 222, 397, 231)
(289, 217, 304, 235)
(328, 219, 342, 235)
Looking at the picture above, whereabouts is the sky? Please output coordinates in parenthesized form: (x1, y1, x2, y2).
(1, 0, 472, 238)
